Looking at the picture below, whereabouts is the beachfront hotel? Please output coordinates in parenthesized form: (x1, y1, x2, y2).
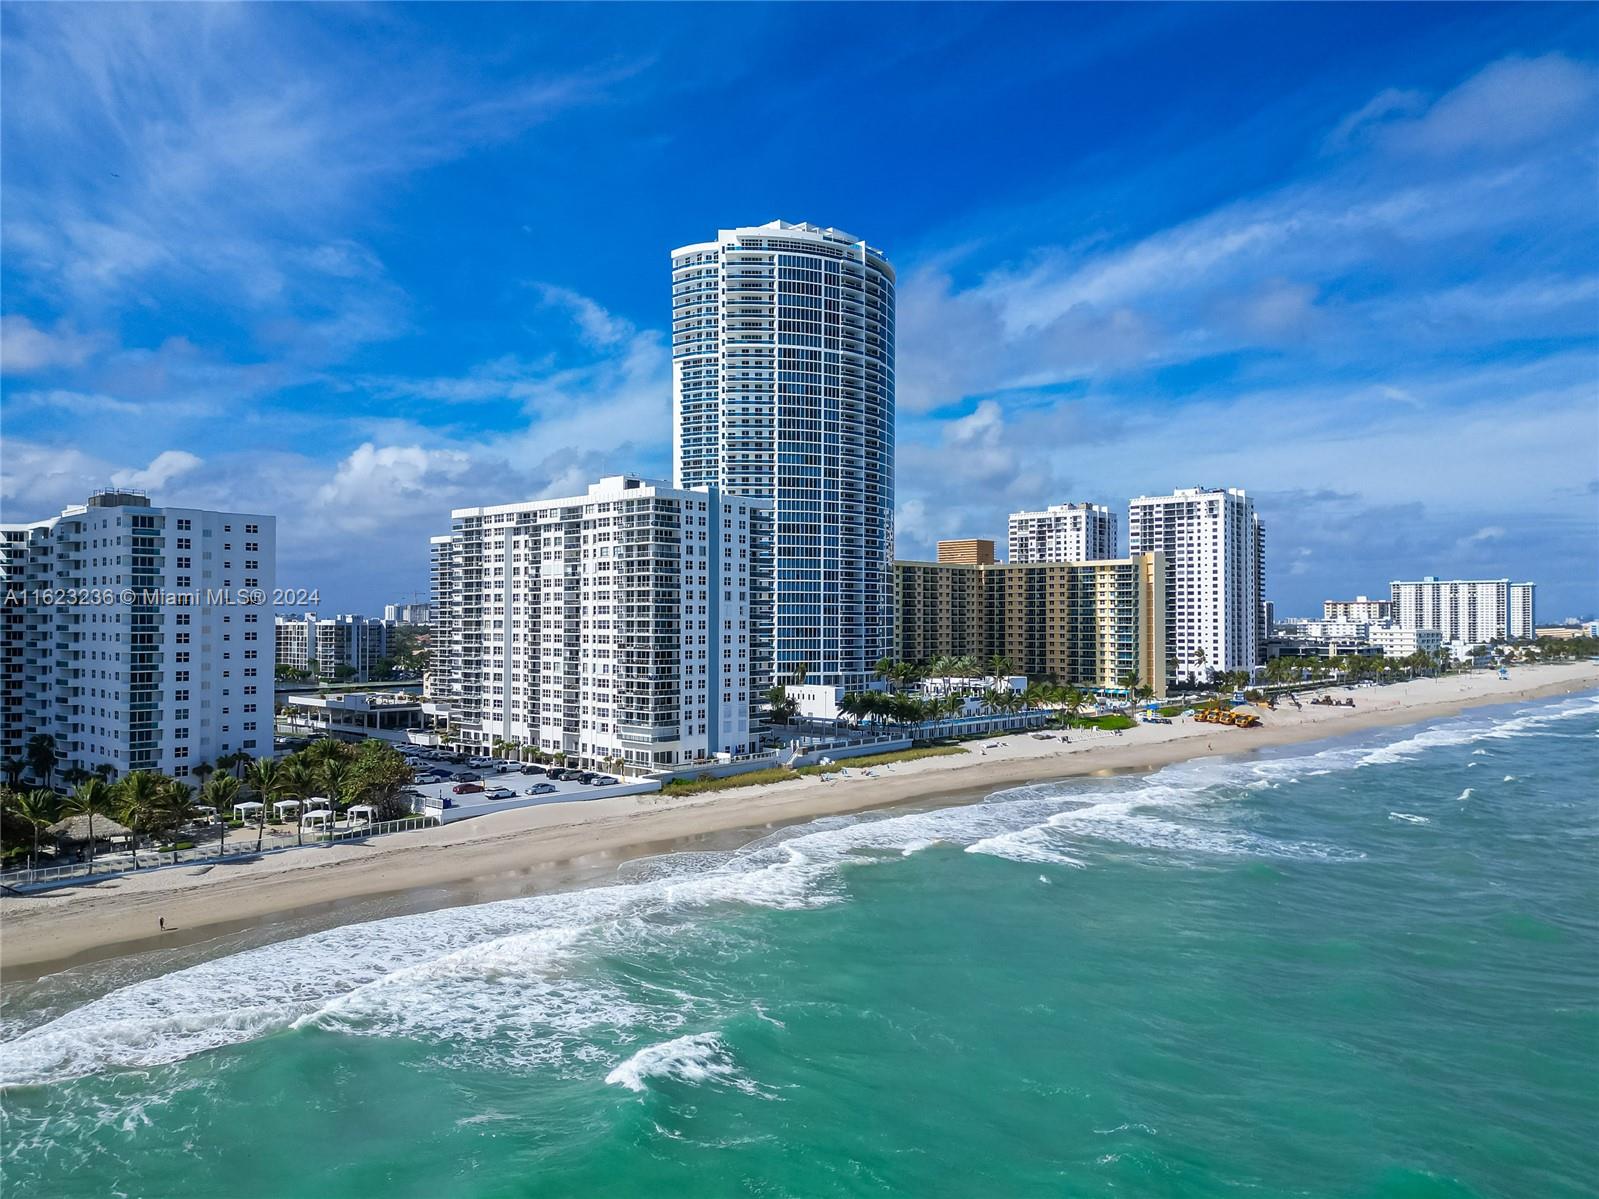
(1390, 577, 1535, 644)
(1128, 486, 1264, 683)
(671, 219, 895, 691)
(429, 475, 772, 770)
(0, 491, 275, 781)
(1008, 503, 1118, 564)
(895, 553, 1169, 698)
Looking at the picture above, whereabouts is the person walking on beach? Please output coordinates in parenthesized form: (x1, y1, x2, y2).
(159, 916, 166, 931)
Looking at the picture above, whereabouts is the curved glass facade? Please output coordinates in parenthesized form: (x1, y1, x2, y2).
(673, 221, 894, 689)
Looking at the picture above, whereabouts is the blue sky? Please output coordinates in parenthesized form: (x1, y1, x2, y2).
(2, 3, 1595, 619)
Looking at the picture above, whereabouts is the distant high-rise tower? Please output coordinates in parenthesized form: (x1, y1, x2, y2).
(672, 220, 895, 688)
(1008, 502, 1118, 563)
(1128, 486, 1264, 682)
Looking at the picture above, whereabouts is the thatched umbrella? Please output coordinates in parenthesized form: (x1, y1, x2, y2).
(47, 813, 132, 846)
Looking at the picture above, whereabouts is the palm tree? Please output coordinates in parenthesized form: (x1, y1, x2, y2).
(116, 771, 163, 871)
(25, 733, 58, 791)
(93, 762, 117, 784)
(279, 758, 319, 848)
(765, 686, 798, 726)
(1, 756, 25, 790)
(201, 773, 241, 855)
(986, 655, 1014, 685)
(192, 760, 215, 789)
(246, 758, 283, 853)
(836, 692, 865, 726)
(157, 782, 200, 864)
(62, 778, 112, 869)
(321, 758, 354, 837)
(14, 789, 59, 871)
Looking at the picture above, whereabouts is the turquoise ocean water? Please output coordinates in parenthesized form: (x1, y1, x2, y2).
(3, 692, 1596, 1198)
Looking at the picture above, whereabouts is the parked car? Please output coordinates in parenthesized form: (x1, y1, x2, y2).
(519, 764, 546, 775)
(492, 763, 515, 774)
(454, 773, 482, 783)
(525, 782, 557, 796)
(486, 787, 517, 800)
(570, 771, 596, 784)
(545, 768, 571, 781)
(452, 782, 485, 795)
(415, 773, 445, 785)
(588, 775, 619, 787)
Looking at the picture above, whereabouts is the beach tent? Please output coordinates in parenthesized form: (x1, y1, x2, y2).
(271, 799, 302, 820)
(347, 804, 376, 824)
(232, 801, 264, 821)
(301, 809, 332, 826)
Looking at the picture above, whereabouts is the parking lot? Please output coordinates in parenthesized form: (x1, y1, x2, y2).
(398, 751, 660, 822)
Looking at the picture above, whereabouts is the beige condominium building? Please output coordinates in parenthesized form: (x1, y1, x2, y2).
(895, 553, 1168, 697)
(936, 539, 997, 565)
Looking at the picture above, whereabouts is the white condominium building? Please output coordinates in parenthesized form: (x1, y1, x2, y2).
(430, 476, 772, 771)
(1128, 486, 1265, 681)
(1008, 503, 1118, 563)
(383, 602, 431, 626)
(1, 490, 275, 782)
(672, 219, 894, 690)
(274, 613, 394, 682)
(1370, 625, 1443, 659)
(1323, 595, 1395, 623)
(1390, 577, 1535, 644)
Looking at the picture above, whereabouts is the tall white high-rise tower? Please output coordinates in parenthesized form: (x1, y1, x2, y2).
(672, 220, 895, 688)
(1128, 486, 1264, 682)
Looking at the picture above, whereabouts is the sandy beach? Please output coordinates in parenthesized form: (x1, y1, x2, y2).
(4, 662, 1595, 978)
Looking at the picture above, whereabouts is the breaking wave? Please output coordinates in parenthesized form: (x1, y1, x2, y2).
(605, 1032, 763, 1096)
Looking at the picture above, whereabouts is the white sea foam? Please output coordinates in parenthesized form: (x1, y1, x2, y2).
(604, 1032, 760, 1095)
(1389, 812, 1430, 824)
(1456, 788, 1473, 801)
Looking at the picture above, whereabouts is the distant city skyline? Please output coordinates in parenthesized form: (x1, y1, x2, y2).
(2, 5, 1595, 616)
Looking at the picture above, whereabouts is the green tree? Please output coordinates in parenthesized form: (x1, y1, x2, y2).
(279, 757, 319, 847)
(158, 781, 200, 864)
(201, 773, 241, 855)
(13, 788, 60, 870)
(345, 742, 414, 822)
(765, 686, 799, 726)
(246, 758, 282, 853)
(25, 733, 58, 791)
(116, 771, 163, 871)
(62, 778, 112, 869)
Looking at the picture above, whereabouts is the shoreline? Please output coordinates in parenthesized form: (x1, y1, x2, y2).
(3, 664, 1595, 981)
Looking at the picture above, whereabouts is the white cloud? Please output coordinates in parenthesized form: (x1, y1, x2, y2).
(1383, 54, 1599, 157)
(0, 315, 107, 374)
(110, 450, 205, 491)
